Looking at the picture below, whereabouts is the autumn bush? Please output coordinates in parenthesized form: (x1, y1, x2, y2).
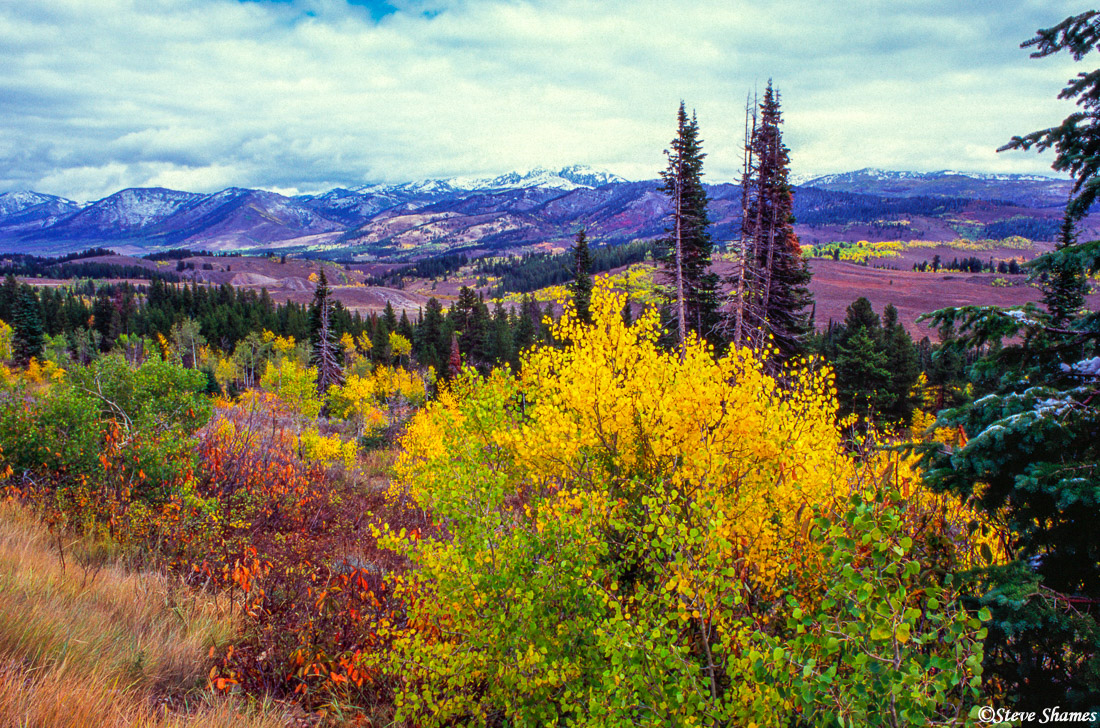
(173, 391, 422, 716)
(377, 283, 992, 726)
(0, 354, 210, 547)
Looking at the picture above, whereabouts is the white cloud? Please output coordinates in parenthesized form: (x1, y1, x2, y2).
(0, 0, 1090, 200)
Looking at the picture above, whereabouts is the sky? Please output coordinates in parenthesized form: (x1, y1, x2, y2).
(0, 0, 1091, 201)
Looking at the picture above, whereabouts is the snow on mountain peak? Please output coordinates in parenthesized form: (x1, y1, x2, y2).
(472, 166, 626, 191)
(87, 188, 203, 230)
(355, 166, 626, 196)
(0, 190, 75, 216)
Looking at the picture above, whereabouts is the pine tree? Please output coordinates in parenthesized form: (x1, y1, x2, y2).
(1040, 215, 1089, 326)
(0, 275, 19, 323)
(11, 286, 44, 366)
(309, 268, 343, 393)
(383, 301, 398, 334)
(920, 12, 1100, 708)
(728, 81, 812, 361)
(416, 298, 448, 373)
(831, 298, 891, 420)
(490, 300, 514, 369)
(398, 310, 415, 342)
(658, 102, 719, 355)
(515, 294, 539, 352)
(880, 304, 920, 423)
(570, 228, 593, 325)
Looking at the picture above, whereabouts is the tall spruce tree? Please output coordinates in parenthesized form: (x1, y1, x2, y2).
(570, 228, 594, 325)
(309, 268, 343, 393)
(1041, 215, 1090, 326)
(919, 12, 1100, 709)
(658, 102, 719, 355)
(831, 298, 891, 420)
(415, 297, 448, 373)
(728, 81, 812, 362)
(881, 303, 920, 423)
(11, 286, 44, 366)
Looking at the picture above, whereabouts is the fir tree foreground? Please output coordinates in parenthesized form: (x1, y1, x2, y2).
(918, 9, 1100, 712)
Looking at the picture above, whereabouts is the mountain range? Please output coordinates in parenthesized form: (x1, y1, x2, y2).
(0, 167, 1083, 259)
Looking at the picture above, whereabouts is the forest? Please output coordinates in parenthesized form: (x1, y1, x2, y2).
(0, 11, 1098, 728)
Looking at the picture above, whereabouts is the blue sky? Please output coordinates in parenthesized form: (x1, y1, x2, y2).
(0, 0, 1089, 201)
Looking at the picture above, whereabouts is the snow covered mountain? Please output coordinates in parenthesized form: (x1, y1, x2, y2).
(43, 188, 204, 238)
(0, 166, 1082, 255)
(0, 191, 78, 217)
(451, 165, 627, 192)
(0, 191, 83, 235)
(360, 165, 629, 196)
(141, 188, 344, 248)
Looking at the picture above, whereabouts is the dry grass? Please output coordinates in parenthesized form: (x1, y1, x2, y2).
(0, 502, 291, 728)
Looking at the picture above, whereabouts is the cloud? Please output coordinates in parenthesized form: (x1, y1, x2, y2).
(0, 0, 1090, 201)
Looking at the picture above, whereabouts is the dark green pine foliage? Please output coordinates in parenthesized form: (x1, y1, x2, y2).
(383, 301, 398, 335)
(570, 228, 593, 325)
(12, 286, 44, 365)
(919, 11, 1100, 710)
(476, 241, 653, 298)
(881, 303, 920, 422)
(1001, 10, 1100, 225)
(658, 102, 720, 351)
(490, 300, 514, 370)
(511, 294, 540, 370)
(414, 298, 449, 373)
(308, 268, 343, 393)
(450, 286, 492, 374)
(398, 310, 415, 342)
(0, 275, 20, 323)
(370, 312, 390, 362)
(739, 82, 813, 361)
(819, 299, 920, 424)
(831, 298, 892, 421)
(1040, 216, 1090, 326)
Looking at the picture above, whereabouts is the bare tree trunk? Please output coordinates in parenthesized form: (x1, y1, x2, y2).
(748, 140, 767, 349)
(734, 95, 756, 348)
(317, 297, 344, 393)
(760, 203, 779, 328)
(674, 159, 687, 360)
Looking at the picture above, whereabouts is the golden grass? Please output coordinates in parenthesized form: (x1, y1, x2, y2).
(0, 502, 290, 728)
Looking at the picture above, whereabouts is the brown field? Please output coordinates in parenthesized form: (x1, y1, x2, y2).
(803, 260, 1091, 338)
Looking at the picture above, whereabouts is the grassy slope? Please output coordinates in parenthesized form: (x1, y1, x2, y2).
(0, 502, 290, 728)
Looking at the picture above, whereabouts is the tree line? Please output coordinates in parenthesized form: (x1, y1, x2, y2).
(912, 255, 1026, 274)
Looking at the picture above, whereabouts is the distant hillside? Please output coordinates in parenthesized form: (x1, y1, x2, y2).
(0, 167, 1086, 258)
(801, 168, 1072, 207)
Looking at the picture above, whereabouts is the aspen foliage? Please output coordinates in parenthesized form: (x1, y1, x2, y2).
(380, 282, 989, 726)
(0, 320, 12, 361)
(327, 365, 429, 438)
(299, 427, 358, 470)
(259, 357, 322, 421)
